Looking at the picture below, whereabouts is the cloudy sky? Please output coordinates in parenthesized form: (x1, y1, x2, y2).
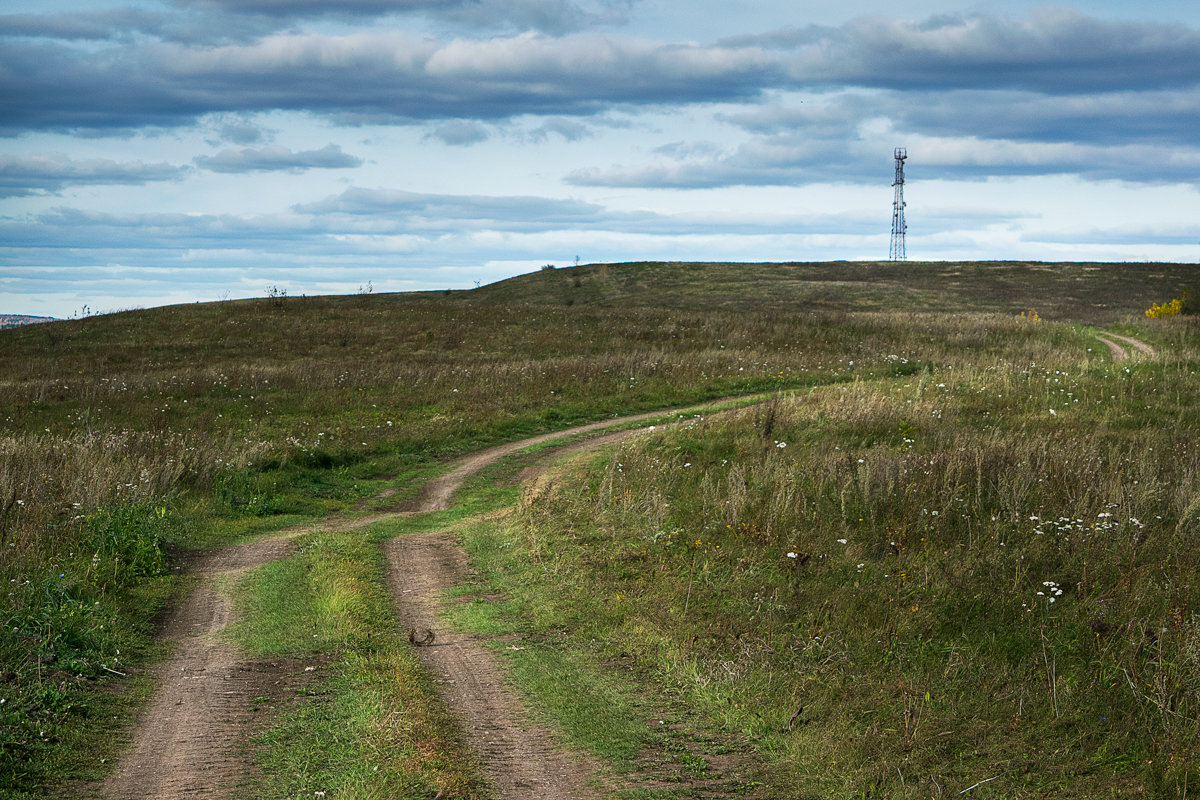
(3, 0, 1199, 317)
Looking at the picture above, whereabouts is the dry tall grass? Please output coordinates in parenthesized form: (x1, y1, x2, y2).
(497, 315, 1200, 796)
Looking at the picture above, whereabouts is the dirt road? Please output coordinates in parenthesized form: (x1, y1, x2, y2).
(384, 533, 599, 798)
(100, 535, 301, 800)
(1095, 332, 1157, 361)
(381, 418, 670, 799)
(98, 406, 688, 799)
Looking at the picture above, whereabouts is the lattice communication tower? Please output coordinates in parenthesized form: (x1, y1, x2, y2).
(889, 147, 907, 261)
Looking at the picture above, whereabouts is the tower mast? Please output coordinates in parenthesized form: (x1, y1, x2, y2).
(890, 147, 907, 261)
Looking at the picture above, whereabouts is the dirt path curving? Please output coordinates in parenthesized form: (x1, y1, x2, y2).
(410, 410, 675, 512)
(97, 402, 712, 800)
(100, 535, 301, 800)
(1103, 332, 1157, 358)
(382, 417, 668, 799)
(1095, 332, 1156, 362)
(1094, 334, 1127, 361)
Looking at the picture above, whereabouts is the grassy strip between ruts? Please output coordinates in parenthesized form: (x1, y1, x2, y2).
(224, 510, 490, 800)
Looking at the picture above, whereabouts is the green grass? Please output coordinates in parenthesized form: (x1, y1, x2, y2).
(253, 651, 485, 800)
(3, 260, 1199, 797)
(445, 511, 777, 797)
(449, 332, 1200, 797)
(475, 260, 1200, 323)
(224, 519, 487, 799)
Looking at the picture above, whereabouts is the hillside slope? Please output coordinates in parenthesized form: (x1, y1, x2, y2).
(2, 260, 1199, 799)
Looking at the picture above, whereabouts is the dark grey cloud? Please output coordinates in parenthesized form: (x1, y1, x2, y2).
(890, 88, 1200, 148)
(0, 32, 776, 134)
(2, 9, 1199, 192)
(779, 9, 1200, 93)
(0, 7, 283, 45)
(572, 75, 1200, 190)
(4, 10, 1199, 140)
(292, 187, 607, 227)
(717, 25, 830, 50)
(0, 154, 189, 197)
(568, 128, 1200, 189)
(431, 0, 633, 35)
(0, 9, 169, 41)
(193, 143, 362, 172)
(177, 0, 457, 14)
(175, 0, 632, 35)
(213, 118, 272, 145)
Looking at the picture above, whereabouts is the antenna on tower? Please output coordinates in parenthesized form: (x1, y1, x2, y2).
(890, 147, 907, 261)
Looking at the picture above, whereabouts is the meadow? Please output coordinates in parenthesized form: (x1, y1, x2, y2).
(1, 260, 1197, 798)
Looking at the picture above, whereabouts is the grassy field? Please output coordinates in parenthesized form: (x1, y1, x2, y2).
(1, 260, 1198, 798)
(458, 337, 1200, 796)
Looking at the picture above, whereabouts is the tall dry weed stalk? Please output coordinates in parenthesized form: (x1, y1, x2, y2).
(0, 430, 264, 557)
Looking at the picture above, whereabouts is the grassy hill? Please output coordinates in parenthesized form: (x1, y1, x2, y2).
(2, 260, 1199, 798)
(475, 260, 1200, 322)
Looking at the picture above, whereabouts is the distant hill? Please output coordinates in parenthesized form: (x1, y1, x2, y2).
(0, 314, 56, 330)
(472, 260, 1200, 323)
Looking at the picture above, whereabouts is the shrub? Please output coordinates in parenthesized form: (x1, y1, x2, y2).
(1146, 289, 1191, 318)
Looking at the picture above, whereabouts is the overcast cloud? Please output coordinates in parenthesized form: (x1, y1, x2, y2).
(2, 0, 1199, 317)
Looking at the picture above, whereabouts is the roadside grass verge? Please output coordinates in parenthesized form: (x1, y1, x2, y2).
(450, 339, 1200, 798)
(0, 502, 181, 797)
(446, 512, 774, 799)
(0, 495, 316, 798)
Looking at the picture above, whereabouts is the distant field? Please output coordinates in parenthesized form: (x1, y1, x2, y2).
(0, 314, 56, 330)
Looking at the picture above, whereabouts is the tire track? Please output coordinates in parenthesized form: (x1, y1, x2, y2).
(100, 536, 300, 800)
(1095, 333, 1156, 362)
(382, 419, 660, 799)
(384, 532, 599, 799)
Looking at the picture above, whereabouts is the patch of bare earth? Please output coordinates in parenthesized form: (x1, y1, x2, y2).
(99, 535, 307, 800)
(1103, 332, 1157, 358)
